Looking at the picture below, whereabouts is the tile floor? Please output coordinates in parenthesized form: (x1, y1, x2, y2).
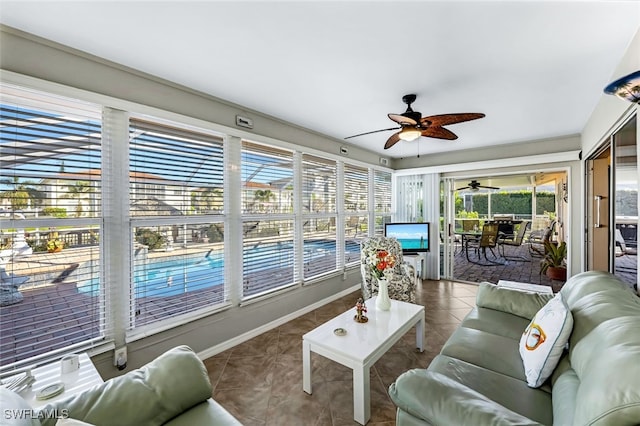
(203, 279, 479, 425)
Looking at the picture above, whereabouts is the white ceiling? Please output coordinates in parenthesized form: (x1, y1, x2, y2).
(1, 1, 639, 159)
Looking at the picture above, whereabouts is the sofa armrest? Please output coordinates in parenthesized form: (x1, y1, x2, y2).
(476, 282, 553, 320)
(389, 369, 544, 426)
(39, 346, 212, 426)
(163, 399, 242, 426)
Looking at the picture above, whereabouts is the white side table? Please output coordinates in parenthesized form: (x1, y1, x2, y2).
(403, 253, 424, 283)
(6, 353, 103, 409)
(497, 280, 553, 294)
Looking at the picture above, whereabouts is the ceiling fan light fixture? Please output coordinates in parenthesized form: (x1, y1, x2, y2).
(398, 127, 422, 141)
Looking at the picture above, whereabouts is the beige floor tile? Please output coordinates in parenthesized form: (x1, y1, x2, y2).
(205, 279, 476, 425)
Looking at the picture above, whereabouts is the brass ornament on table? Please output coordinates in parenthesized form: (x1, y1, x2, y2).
(354, 298, 368, 323)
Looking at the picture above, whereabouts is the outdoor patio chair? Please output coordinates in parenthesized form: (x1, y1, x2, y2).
(0, 263, 29, 306)
(528, 220, 556, 257)
(498, 220, 531, 261)
(615, 228, 637, 256)
(348, 216, 363, 236)
(360, 236, 416, 303)
(465, 223, 502, 265)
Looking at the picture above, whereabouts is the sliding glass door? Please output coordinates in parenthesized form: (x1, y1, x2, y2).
(586, 114, 637, 291)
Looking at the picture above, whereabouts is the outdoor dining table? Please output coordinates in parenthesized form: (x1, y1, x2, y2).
(455, 230, 482, 255)
(485, 219, 523, 237)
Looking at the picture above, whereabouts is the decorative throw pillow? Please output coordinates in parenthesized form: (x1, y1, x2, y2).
(519, 292, 573, 387)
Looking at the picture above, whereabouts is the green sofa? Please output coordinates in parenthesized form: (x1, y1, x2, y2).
(389, 271, 640, 425)
(1, 345, 240, 426)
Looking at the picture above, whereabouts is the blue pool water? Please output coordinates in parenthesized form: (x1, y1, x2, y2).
(77, 239, 361, 298)
(398, 237, 428, 250)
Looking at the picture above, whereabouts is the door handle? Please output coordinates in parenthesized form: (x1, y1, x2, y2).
(594, 195, 603, 228)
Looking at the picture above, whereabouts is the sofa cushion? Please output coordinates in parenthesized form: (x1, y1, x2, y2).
(426, 355, 553, 425)
(460, 306, 531, 340)
(550, 363, 579, 426)
(38, 346, 212, 426)
(441, 326, 524, 381)
(519, 293, 573, 388)
(389, 369, 545, 426)
(557, 271, 640, 425)
(163, 400, 242, 426)
(475, 282, 553, 320)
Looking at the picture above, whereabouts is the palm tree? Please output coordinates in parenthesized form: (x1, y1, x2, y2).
(0, 176, 42, 212)
(253, 189, 275, 212)
(191, 188, 223, 213)
(61, 181, 94, 217)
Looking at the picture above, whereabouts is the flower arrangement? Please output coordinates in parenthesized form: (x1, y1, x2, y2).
(367, 249, 396, 280)
(47, 239, 64, 252)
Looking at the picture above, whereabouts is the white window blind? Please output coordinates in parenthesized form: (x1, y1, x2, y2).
(242, 219, 295, 297)
(0, 84, 104, 368)
(241, 141, 294, 214)
(129, 119, 224, 216)
(374, 170, 392, 235)
(241, 141, 296, 297)
(397, 175, 424, 222)
(302, 154, 336, 214)
(128, 118, 225, 329)
(344, 163, 369, 263)
(302, 220, 337, 279)
(302, 154, 337, 279)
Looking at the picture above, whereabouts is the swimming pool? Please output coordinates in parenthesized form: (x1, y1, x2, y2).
(77, 239, 361, 298)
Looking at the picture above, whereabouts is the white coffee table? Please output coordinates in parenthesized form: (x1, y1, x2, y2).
(302, 296, 425, 425)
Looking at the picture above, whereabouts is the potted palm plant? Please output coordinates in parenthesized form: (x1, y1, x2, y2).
(540, 241, 567, 281)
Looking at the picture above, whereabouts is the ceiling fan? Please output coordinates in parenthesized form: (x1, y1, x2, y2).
(345, 94, 485, 149)
(456, 180, 500, 191)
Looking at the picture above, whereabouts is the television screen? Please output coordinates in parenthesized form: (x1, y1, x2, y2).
(384, 222, 430, 253)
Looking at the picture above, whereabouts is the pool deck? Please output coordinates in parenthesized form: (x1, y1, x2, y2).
(1, 241, 637, 366)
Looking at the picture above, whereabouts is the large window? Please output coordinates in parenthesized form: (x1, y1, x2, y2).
(128, 118, 225, 330)
(0, 85, 103, 366)
(344, 164, 369, 263)
(0, 83, 391, 368)
(241, 141, 296, 297)
(374, 170, 392, 234)
(302, 154, 337, 279)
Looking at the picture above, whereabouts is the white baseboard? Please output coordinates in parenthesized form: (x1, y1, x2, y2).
(196, 284, 361, 360)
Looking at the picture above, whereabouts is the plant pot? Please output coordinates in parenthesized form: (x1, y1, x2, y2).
(48, 247, 62, 253)
(546, 266, 566, 281)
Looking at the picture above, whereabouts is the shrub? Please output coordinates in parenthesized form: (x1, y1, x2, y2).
(135, 229, 165, 250)
(42, 207, 67, 218)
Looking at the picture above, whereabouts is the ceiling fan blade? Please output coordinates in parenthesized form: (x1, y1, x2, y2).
(384, 132, 401, 149)
(421, 113, 485, 127)
(388, 113, 418, 126)
(344, 127, 400, 139)
(456, 186, 471, 191)
(480, 185, 500, 190)
(421, 126, 458, 140)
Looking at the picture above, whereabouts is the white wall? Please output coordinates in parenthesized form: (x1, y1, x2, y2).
(582, 29, 640, 158)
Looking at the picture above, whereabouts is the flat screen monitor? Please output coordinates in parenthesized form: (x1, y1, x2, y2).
(384, 222, 430, 253)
